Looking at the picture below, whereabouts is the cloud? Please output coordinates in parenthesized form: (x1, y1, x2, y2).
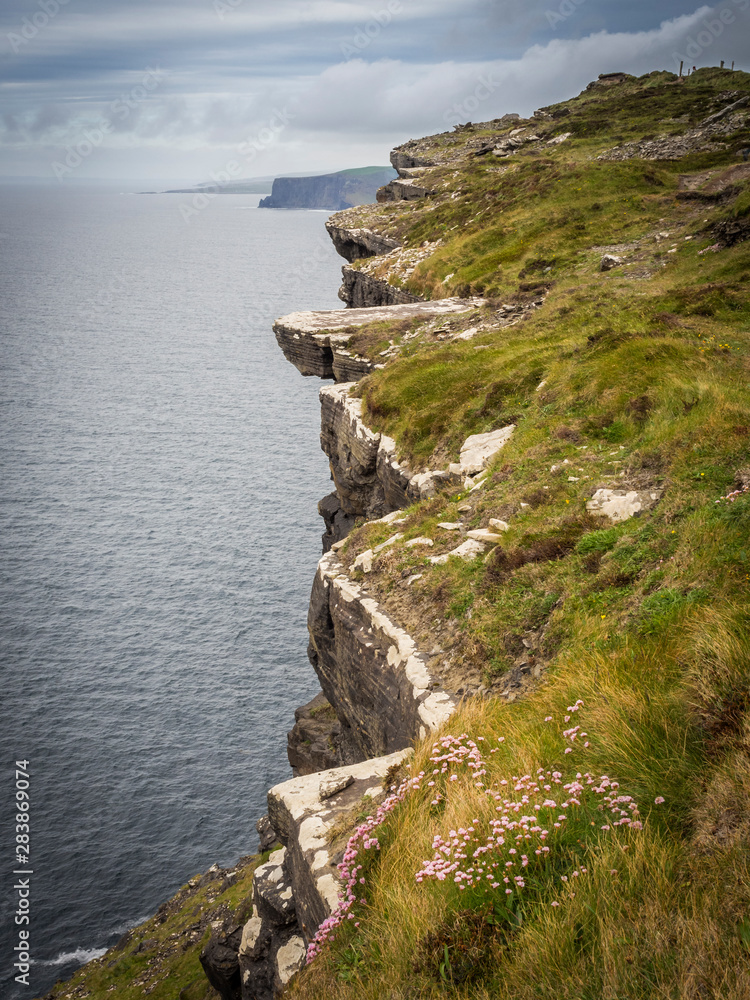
(1, 2, 748, 181)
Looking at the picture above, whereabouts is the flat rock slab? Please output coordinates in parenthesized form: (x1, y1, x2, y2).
(449, 425, 516, 476)
(276, 297, 485, 336)
(429, 538, 486, 565)
(586, 488, 663, 522)
(466, 528, 504, 543)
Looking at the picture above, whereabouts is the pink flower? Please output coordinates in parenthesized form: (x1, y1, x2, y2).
(654, 796, 665, 805)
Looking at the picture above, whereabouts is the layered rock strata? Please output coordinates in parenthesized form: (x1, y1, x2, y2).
(204, 752, 412, 999)
(273, 299, 485, 382)
(339, 266, 423, 307)
(267, 750, 411, 939)
(308, 551, 457, 758)
(376, 178, 433, 202)
(319, 383, 455, 522)
(324, 222, 401, 262)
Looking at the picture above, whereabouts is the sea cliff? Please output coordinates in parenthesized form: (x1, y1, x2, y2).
(42, 67, 750, 1000)
(258, 167, 396, 211)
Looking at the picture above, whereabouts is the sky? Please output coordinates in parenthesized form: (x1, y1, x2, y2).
(0, 0, 748, 184)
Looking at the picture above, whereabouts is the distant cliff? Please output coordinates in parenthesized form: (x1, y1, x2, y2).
(258, 166, 396, 210)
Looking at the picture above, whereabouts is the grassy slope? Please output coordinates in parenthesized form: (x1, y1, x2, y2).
(289, 70, 750, 999)
(38, 856, 265, 1000)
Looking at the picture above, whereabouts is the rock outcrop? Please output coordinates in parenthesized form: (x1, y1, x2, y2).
(208, 752, 413, 998)
(286, 690, 361, 776)
(324, 222, 401, 263)
(267, 751, 411, 939)
(376, 178, 433, 202)
(308, 551, 457, 758)
(598, 99, 749, 161)
(273, 299, 486, 382)
(319, 383, 454, 521)
(339, 266, 423, 307)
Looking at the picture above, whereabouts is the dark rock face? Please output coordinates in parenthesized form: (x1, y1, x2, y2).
(325, 222, 401, 263)
(390, 150, 434, 172)
(287, 690, 353, 775)
(306, 553, 456, 759)
(200, 923, 244, 1000)
(318, 384, 422, 523)
(256, 814, 277, 852)
(339, 265, 422, 307)
(318, 491, 356, 552)
(376, 178, 432, 203)
(258, 168, 396, 210)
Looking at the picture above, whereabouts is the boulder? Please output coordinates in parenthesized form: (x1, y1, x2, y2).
(449, 425, 516, 476)
(586, 488, 663, 522)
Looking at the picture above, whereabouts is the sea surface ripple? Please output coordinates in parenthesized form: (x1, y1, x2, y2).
(0, 187, 343, 998)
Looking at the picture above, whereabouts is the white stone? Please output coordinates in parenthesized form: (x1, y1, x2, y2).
(429, 539, 486, 565)
(377, 509, 408, 524)
(276, 936, 306, 986)
(438, 521, 462, 530)
(239, 914, 263, 957)
(586, 488, 662, 523)
(489, 518, 510, 532)
(409, 470, 443, 499)
(319, 774, 355, 800)
(373, 532, 404, 554)
(353, 549, 374, 573)
(331, 538, 347, 551)
(547, 132, 572, 144)
(469, 476, 488, 493)
(406, 537, 433, 547)
(600, 254, 623, 272)
(467, 529, 504, 543)
(270, 751, 411, 828)
(406, 573, 423, 585)
(457, 425, 515, 475)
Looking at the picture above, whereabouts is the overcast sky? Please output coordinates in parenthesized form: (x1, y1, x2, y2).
(0, 0, 747, 183)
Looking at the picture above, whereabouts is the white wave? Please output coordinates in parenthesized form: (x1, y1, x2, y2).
(111, 915, 150, 936)
(43, 947, 108, 967)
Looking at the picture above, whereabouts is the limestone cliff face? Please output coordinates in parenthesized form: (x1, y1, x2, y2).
(203, 158, 474, 999)
(308, 551, 456, 759)
(319, 384, 410, 520)
(272, 312, 376, 382)
(338, 265, 423, 307)
(324, 222, 400, 263)
(258, 168, 396, 210)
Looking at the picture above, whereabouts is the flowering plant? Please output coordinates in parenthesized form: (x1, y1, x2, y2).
(306, 700, 664, 963)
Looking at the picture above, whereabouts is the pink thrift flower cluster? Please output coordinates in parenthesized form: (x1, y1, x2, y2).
(715, 484, 749, 504)
(305, 703, 667, 963)
(305, 766, 427, 963)
(416, 707, 662, 907)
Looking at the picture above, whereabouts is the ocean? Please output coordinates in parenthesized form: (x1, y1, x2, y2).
(0, 185, 344, 998)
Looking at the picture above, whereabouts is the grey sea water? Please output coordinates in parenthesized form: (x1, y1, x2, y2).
(0, 186, 343, 998)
